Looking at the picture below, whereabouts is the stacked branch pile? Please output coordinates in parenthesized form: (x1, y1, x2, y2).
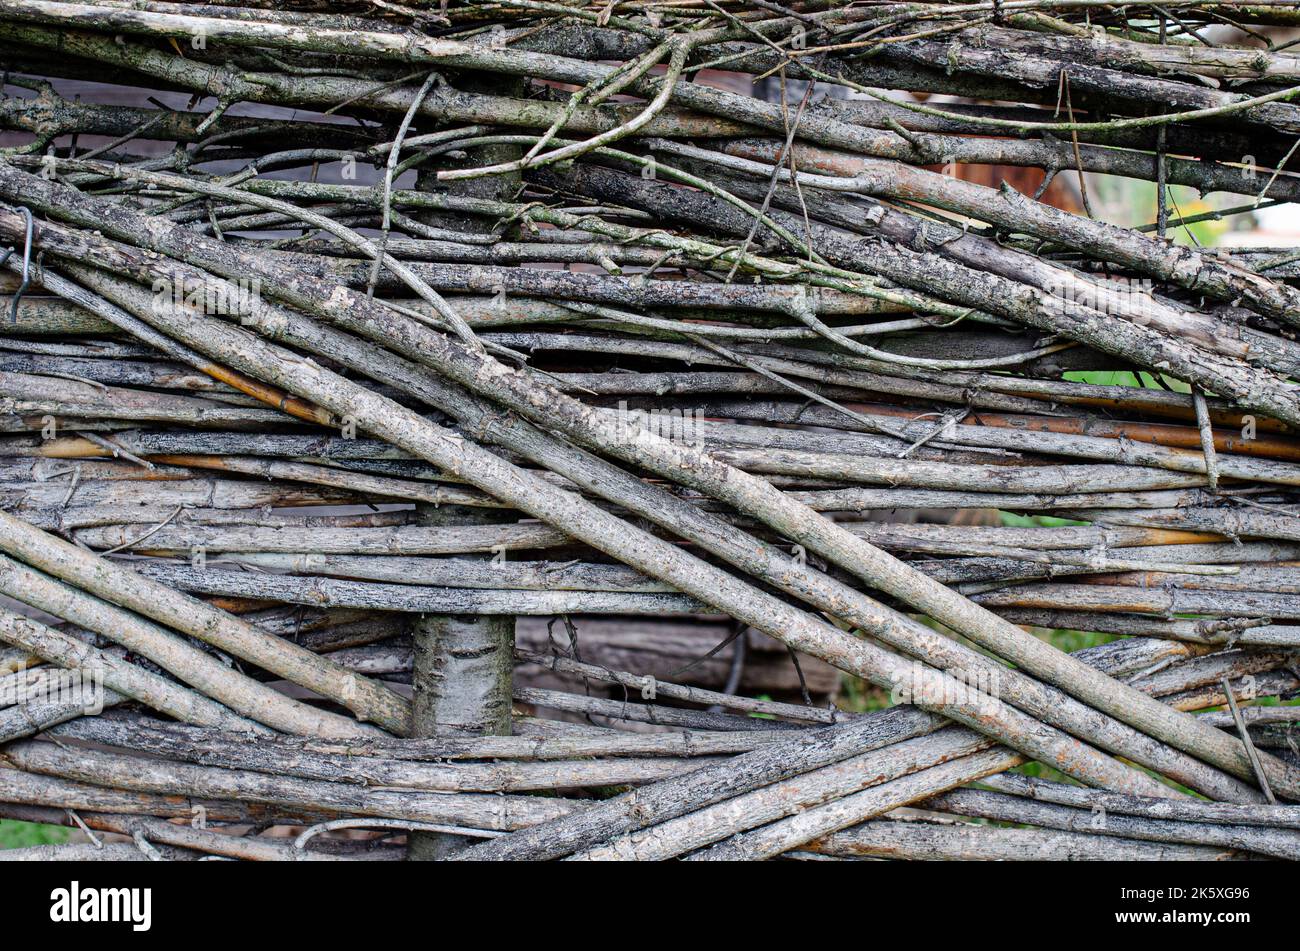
(0, 0, 1299, 861)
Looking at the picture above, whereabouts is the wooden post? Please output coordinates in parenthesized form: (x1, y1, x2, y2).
(407, 71, 524, 862)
